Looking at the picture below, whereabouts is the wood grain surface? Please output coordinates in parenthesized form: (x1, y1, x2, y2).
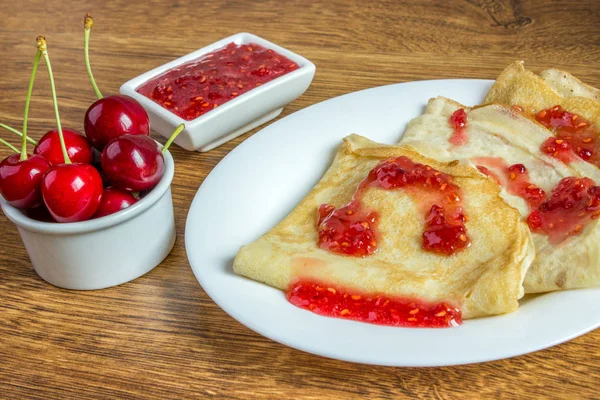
(1, 1, 599, 398)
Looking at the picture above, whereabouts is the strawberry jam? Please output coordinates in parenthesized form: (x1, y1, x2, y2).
(475, 158, 600, 243)
(536, 106, 598, 166)
(449, 108, 468, 146)
(287, 281, 462, 328)
(527, 177, 600, 244)
(474, 157, 545, 209)
(136, 42, 299, 121)
(317, 202, 378, 257)
(317, 156, 470, 256)
(506, 163, 546, 208)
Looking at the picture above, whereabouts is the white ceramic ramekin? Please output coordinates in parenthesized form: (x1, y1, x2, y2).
(0, 149, 176, 290)
(119, 32, 316, 152)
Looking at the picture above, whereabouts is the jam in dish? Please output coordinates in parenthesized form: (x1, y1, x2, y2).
(287, 281, 462, 328)
(136, 42, 299, 121)
(317, 156, 470, 256)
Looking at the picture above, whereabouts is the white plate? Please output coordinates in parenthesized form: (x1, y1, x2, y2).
(185, 79, 600, 366)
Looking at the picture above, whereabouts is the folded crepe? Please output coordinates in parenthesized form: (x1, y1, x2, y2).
(484, 61, 600, 171)
(234, 134, 534, 320)
(400, 96, 600, 293)
(484, 61, 600, 124)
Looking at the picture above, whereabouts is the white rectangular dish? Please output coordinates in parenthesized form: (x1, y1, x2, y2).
(120, 32, 316, 152)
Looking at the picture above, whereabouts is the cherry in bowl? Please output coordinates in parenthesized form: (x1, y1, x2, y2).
(84, 94, 150, 151)
(101, 124, 184, 192)
(0, 154, 50, 209)
(41, 163, 103, 223)
(82, 14, 149, 151)
(34, 128, 93, 165)
(94, 187, 137, 218)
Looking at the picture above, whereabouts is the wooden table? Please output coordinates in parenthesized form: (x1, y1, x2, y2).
(1, 1, 598, 398)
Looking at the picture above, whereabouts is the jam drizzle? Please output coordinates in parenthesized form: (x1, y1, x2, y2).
(474, 158, 545, 209)
(506, 164, 546, 208)
(136, 42, 299, 121)
(536, 106, 598, 166)
(527, 177, 600, 244)
(474, 157, 600, 243)
(317, 202, 378, 257)
(449, 108, 468, 146)
(287, 281, 462, 328)
(317, 156, 470, 256)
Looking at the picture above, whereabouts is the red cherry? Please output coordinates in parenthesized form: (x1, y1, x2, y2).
(34, 128, 93, 166)
(84, 95, 150, 151)
(94, 187, 137, 218)
(101, 135, 164, 192)
(0, 154, 50, 209)
(41, 163, 103, 222)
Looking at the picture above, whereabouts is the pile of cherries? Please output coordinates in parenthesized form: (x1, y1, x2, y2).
(0, 15, 183, 223)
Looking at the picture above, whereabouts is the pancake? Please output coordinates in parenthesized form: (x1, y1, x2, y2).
(539, 68, 600, 102)
(400, 96, 600, 293)
(483, 61, 600, 128)
(484, 62, 600, 170)
(234, 134, 534, 320)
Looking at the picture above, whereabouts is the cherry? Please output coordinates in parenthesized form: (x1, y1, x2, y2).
(36, 36, 104, 223)
(0, 154, 50, 209)
(100, 135, 163, 192)
(93, 187, 137, 218)
(34, 128, 93, 165)
(84, 95, 150, 150)
(41, 163, 103, 222)
(0, 40, 50, 209)
(83, 14, 149, 151)
(101, 124, 183, 192)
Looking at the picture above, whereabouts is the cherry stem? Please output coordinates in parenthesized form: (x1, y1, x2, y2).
(20, 50, 41, 161)
(0, 123, 37, 145)
(162, 124, 185, 154)
(0, 138, 19, 153)
(37, 36, 71, 164)
(84, 13, 103, 99)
